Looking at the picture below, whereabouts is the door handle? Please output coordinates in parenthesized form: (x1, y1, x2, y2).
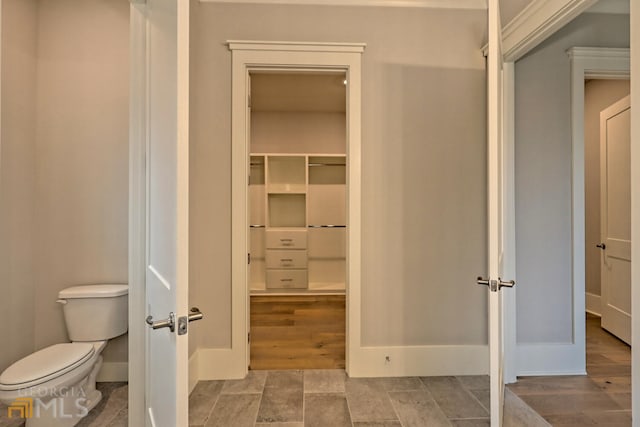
(477, 276, 516, 292)
(498, 278, 515, 289)
(146, 312, 176, 332)
(477, 276, 490, 287)
(596, 243, 606, 250)
(188, 307, 204, 323)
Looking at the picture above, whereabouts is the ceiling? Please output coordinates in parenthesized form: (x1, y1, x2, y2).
(250, 72, 346, 113)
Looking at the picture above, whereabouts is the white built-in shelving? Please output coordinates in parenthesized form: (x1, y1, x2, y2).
(249, 153, 346, 294)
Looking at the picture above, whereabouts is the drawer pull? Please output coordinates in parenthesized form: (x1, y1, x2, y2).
(281, 278, 293, 282)
(280, 258, 293, 262)
(280, 238, 293, 242)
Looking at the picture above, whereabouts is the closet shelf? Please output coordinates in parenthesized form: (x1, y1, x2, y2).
(268, 184, 306, 194)
(307, 225, 346, 228)
(309, 163, 345, 167)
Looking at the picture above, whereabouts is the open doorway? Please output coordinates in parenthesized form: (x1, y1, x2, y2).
(248, 71, 347, 369)
(584, 79, 631, 325)
(583, 78, 631, 379)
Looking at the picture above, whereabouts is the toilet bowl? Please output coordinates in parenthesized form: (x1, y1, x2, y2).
(0, 284, 127, 427)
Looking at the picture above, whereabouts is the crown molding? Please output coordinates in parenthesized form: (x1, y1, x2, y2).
(566, 46, 630, 59)
(566, 46, 630, 78)
(489, 0, 598, 62)
(201, 0, 487, 9)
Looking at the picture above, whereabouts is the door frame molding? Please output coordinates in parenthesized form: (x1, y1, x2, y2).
(225, 41, 365, 378)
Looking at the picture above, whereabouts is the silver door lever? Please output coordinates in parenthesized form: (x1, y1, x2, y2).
(188, 307, 204, 323)
(146, 312, 176, 332)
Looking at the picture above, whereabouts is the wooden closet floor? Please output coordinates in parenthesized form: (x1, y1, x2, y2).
(250, 295, 346, 370)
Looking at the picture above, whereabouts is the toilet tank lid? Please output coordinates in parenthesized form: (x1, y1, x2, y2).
(58, 284, 128, 299)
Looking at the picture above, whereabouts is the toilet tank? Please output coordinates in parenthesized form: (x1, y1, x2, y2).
(57, 284, 129, 342)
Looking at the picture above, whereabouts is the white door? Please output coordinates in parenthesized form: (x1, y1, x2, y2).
(599, 95, 631, 345)
(143, 0, 191, 426)
(479, 0, 514, 425)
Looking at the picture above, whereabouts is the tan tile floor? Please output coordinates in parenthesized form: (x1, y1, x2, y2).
(0, 313, 623, 426)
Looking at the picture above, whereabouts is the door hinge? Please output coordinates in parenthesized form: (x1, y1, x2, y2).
(248, 253, 251, 265)
(248, 332, 250, 343)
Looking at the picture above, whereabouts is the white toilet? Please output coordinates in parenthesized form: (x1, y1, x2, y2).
(0, 284, 128, 427)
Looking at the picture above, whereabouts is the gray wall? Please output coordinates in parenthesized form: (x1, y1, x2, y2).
(0, 0, 129, 372)
(515, 12, 630, 344)
(33, 0, 130, 365)
(191, 3, 488, 349)
(0, 0, 37, 373)
(584, 79, 630, 299)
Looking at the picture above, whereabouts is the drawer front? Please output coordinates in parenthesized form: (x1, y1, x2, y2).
(266, 269, 308, 289)
(266, 230, 307, 249)
(266, 250, 307, 269)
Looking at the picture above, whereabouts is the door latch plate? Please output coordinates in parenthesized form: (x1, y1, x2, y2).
(178, 316, 188, 335)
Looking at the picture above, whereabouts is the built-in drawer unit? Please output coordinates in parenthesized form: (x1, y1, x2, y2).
(265, 229, 307, 249)
(266, 250, 308, 269)
(266, 269, 308, 289)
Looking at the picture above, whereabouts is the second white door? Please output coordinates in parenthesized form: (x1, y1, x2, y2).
(599, 95, 631, 344)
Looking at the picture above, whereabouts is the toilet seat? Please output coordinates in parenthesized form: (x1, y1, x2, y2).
(0, 343, 95, 391)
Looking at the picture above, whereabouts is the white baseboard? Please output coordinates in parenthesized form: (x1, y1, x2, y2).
(516, 343, 586, 376)
(347, 345, 489, 377)
(586, 292, 602, 316)
(189, 351, 199, 394)
(97, 362, 128, 382)
(192, 345, 488, 381)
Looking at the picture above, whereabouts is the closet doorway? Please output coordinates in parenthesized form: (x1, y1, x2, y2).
(248, 71, 347, 369)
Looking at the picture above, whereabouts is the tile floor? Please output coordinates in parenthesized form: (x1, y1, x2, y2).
(0, 372, 546, 427)
(0, 382, 127, 427)
(189, 370, 497, 426)
(0, 313, 629, 427)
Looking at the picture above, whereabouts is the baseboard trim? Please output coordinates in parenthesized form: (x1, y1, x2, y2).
(347, 345, 489, 377)
(193, 344, 488, 380)
(586, 292, 602, 316)
(97, 362, 128, 382)
(516, 343, 586, 376)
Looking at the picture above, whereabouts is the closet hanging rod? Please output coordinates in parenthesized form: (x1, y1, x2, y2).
(307, 225, 347, 228)
(250, 162, 264, 166)
(249, 224, 266, 228)
(308, 163, 345, 167)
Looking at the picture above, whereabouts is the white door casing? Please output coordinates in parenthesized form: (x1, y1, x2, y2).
(600, 95, 631, 345)
(228, 41, 364, 378)
(143, 0, 190, 426)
